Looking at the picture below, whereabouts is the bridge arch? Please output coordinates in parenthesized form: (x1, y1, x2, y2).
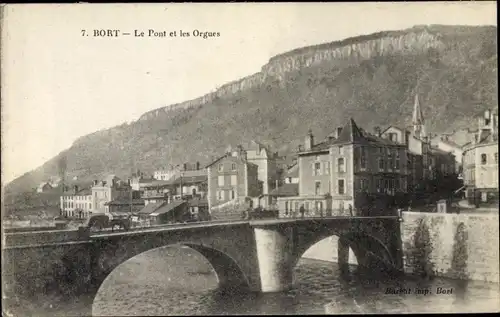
(88, 241, 252, 300)
(291, 229, 396, 272)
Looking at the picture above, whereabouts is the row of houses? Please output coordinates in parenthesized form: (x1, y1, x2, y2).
(58, 94, 498, 222)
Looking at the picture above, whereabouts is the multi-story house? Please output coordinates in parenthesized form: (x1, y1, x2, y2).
(277, 119, 408, 218)
(169, 169, 208, 200)
(60, 186, 93, 218)
(206, 147, 260, 213)
(462, 109, 499, 205)
(153, 162, 202, 181)
(245, 140, 280, 208)
(269, 160, 299, 210)
(431, 135, 465, 175)
(91, 176, 131, 214)
(381, 94, 432, 192)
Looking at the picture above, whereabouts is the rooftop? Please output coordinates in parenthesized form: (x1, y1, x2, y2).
(150, 200, 187, 217)
(268, 183, 299, 197)
(105, 198, 145, 206)
(138, 201, 167, 215)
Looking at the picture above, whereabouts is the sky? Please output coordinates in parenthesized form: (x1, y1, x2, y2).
(1, 2, 497, 184)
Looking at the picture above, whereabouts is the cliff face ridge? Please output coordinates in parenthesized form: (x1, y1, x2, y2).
(139, 26, 445, 121)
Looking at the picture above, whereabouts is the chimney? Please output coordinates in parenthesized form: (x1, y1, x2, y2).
(196, 161, 200, 170)
(298, 145, 303, 152)
(305, 129, 314, 151)
(73, 185, 78, 194)
(93, 180, 98, 186)
(336, 127, 344, 138)
(374, 126, 381, 137)
(127, 178, 131, 186)
(183, 163, 187, 171)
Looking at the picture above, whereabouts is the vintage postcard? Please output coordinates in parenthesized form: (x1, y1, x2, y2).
(1, 2, 499, 316)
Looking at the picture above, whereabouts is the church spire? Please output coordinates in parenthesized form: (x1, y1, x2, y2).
(412, 93, 426, 139)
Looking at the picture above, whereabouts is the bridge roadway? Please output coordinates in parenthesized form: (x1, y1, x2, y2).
(3, 215, 401, 247)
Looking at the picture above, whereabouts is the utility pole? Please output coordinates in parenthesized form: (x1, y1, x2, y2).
(180, 171, 184, 200)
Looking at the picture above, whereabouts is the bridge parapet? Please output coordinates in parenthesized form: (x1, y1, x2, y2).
(3, 227, 90, 247)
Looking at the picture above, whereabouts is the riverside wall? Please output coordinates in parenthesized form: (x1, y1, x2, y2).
(302, 212, 499, 283)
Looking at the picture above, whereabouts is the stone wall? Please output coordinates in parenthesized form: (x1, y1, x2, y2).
(302, 212, 499, 283)
(401, 211, 499, 283)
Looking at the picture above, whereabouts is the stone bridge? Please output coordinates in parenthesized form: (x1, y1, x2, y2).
(2, 216, 403, 301)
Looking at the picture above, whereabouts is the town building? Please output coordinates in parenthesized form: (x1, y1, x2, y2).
(206, 147, 260, 216)
(141, 180, 172, 206)
(105, 197, 145, 214)
(37, 182, 53, 193)
(277, 119, 408, 218)
(430, 135, 465, 175)
(60, 186, 93, 218)
(153, 162, 202, 181)
(91, 175, 132, 214)
(383, 94, 432, 186)
(462, 109, 499, 205)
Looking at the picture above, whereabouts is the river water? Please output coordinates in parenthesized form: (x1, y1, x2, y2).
(4, 246, 499, 316)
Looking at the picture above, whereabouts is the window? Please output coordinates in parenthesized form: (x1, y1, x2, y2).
(388, 150, 393, 170)
(395, 151, 400, 170)
(389, 133, 397, 142)
(377, 179, 384, 193)
(231, 163, 236, 171)
(359, 179, 368, 191)
(395, 178, 400, 191)
(337, 158, 345, 173)
(360, 147, 367, 169)
(285, 201, 289, 213)
(314, 162, 321, 176)
(230, 175, 237, 186)
(339, 146, 344, 155)
(325, 162, 330, 175)
(218, 175, 225, 186)
(495, 153, 498, 164)
(217, 190, 223, 200)
(481, 153, 487, 165)
(378, 157, 385, 170)
(315, 155, 320, 161)
(338, 179, 345, 194)
(218, 164, 223, 172)
(315, 181, 321, 195)
(231, 189, 235, 200)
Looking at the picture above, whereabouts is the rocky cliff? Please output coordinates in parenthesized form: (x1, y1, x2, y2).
(5, 24, 497, 198)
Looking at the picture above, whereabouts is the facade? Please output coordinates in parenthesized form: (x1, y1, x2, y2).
(431, 136, 464, 174)
(462, 109, 499, 205)
(206, 148, 260, 211)
(429, 147, 456, 179)
(278, 119, 408, 218)
(91, 177, 132, 214)
(60, 186, 93, 218)
(245, 141, 280, 195)
(106, 198, 145, 214)
(141, 180, 172, 206)
(37, 182, 53, 193)
(153, 162, 202, 181)
(169, 170, 208, 200)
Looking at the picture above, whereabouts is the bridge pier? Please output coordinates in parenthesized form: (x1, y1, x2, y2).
(338, 237, 350, 271)
(254, 227, 294, 292)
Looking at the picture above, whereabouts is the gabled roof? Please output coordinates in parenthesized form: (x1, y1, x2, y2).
(332, 118, 368, 145)
(268, 184, 299, 197)
(150, 200, 187, 216)
(138, 201, 167, 214)
(170, 175, 207, 185)
(381, 125, 410, 135)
